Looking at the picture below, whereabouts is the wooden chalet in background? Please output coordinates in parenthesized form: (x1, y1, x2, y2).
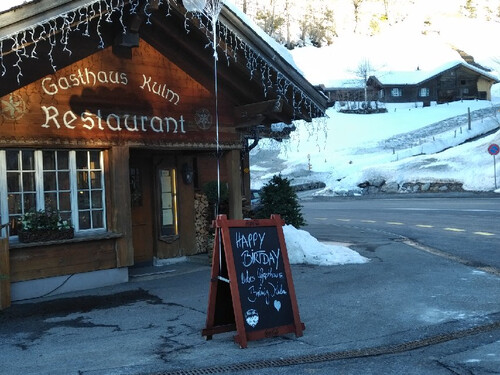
(0, 0, 327, 303)
(323, 61, 499, 107)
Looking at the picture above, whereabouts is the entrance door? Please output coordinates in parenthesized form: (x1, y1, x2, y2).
(130, 153, 154, 264)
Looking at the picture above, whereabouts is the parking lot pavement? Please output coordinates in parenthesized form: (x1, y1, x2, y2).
(1, 242, 499, 375)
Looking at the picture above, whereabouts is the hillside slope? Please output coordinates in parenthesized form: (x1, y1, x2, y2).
(250, 100, 500, 195)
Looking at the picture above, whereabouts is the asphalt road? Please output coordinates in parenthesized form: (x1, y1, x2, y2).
(1, 193, 499, 375)
(300, 194, 500, 272)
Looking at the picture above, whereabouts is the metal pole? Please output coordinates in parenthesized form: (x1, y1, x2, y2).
(495, 155, 498, 190)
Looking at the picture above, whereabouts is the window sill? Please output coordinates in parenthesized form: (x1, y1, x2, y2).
(9, 231, 123, 249)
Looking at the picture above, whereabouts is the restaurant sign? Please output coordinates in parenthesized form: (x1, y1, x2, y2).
(40, 68, 187, 134)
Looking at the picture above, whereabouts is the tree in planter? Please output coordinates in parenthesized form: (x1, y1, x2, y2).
(256, 174, 305, 228)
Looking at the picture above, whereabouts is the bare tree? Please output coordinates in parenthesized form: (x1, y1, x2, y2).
(352, 0, 364, 33)
(285, 0, 292, 48)
(353, 58, 376, 109)
(255, 0, 286, 41)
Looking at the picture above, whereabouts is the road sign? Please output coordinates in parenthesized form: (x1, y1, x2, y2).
(488, 144, 499, 156)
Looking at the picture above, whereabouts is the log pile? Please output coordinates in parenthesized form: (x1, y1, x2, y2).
(194, 192, 210, 254)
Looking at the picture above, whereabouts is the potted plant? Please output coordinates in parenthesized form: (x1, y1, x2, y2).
(17, 209, 74, 243)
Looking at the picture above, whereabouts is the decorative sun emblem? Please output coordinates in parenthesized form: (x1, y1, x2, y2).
(195, 108, 212, 130)
(1, 94, 27, 121)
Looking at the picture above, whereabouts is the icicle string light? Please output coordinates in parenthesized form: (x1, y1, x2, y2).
(12, 35, 23, 84)
(0, 40, 5, 76)
(29, 28, 38, 59)
(0, 0, 324, 120)
(20, 31, 28, 57)
(47, 19, 57, 72)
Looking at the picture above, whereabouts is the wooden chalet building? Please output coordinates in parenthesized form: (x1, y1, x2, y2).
(0, 0, 326, 303)
(369, 62, 499, 105)
(324, 61, 499, 107)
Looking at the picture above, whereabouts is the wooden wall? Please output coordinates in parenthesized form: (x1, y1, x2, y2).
(0, 39, 238, 147)
(1, 37, 244, 275)
(10, 238, 118, 282)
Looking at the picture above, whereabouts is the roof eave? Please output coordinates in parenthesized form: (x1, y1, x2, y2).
(219, 5, 328, 115)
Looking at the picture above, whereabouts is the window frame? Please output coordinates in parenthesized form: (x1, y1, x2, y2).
(0, 148, 107, 238)
(419, 87, 430, 97)
(158, 167, 178, 240)
(391, 88, 402, 97)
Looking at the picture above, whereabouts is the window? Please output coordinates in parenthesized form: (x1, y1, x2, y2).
(0, 149, 106, 237)
(43, 150, 71, 222)
(391, 88, 402, 97)
(378, 89, 385, 99)
(419, 88, 430, 97)
(159, 168, 178, 237)
(76, 151, 105, 230)
(5, 150, 36, 234)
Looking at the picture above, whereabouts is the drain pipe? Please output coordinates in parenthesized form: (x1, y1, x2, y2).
(245, 125, 265, 153)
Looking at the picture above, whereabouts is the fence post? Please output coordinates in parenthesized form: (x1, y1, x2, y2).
(0, 236, 10, 310)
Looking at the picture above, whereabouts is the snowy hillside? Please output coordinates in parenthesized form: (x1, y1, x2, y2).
(250, 16, 500, 196)
(250, 99, 500, 195)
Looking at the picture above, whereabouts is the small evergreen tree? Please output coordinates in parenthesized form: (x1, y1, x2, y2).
(257, 174, 305, 228)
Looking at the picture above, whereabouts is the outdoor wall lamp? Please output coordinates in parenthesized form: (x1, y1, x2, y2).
(182, 163, 194, 185)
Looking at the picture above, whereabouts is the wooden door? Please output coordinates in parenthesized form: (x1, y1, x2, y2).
(130, 154, 155, 264)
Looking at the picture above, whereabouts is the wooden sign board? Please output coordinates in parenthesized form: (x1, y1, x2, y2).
(202, 214, 304, 348)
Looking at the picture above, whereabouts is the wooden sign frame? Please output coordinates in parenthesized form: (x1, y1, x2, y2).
(202, 214, 304, 348)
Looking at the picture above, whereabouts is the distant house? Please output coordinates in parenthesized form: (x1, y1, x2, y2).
(318, 80, 379, 108)
(323, 61, 499, 106)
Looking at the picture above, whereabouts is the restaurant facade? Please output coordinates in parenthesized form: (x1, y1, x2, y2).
(0, 0, 326, 304)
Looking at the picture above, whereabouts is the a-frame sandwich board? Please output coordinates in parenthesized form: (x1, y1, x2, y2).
(202, 214, 304, 348)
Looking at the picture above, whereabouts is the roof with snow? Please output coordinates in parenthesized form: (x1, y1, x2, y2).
(372, 61, 500, 86)
(0, 0, 327, 126)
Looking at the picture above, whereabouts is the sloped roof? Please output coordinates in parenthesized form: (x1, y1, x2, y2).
(0, 0, 327, 125)
(372, 60, 500, 86)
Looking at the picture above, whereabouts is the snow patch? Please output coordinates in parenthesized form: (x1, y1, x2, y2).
(283, 225, 368, 266)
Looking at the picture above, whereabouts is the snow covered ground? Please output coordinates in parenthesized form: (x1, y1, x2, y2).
(251, 99, 500, 195)
(283, 225, 368, 266)
(249, 12, 500, 196)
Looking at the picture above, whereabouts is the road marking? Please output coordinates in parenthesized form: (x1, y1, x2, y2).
(474, 232, 495, 236)
(387, 222, 404, 225)
(361, 220, 376, 223)
(314, 217, 328, 221)
(444, 227, 466, 232)
(337, 219, 351, 222)
(416, 224, 434, 228)
(404, 239, 500, 277)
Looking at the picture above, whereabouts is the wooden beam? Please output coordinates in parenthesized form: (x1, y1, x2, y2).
(226, 150, 243, 220)
(234, 115, 265, 129)
(108, 146, 134, 267)
(234, 98, 283, 120)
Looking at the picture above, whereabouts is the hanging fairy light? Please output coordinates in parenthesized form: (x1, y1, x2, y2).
(183, 0, 224, 215)
(0, 0, 325, 122)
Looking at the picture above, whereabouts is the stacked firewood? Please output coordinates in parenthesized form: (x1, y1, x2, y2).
(194, 192, 210, 254)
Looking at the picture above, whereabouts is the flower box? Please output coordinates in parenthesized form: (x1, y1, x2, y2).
(18, 227, 75, 243)
(17, 209, 74, 243)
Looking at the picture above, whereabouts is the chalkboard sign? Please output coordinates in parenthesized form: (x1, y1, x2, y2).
(202, 215, 304, 348)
